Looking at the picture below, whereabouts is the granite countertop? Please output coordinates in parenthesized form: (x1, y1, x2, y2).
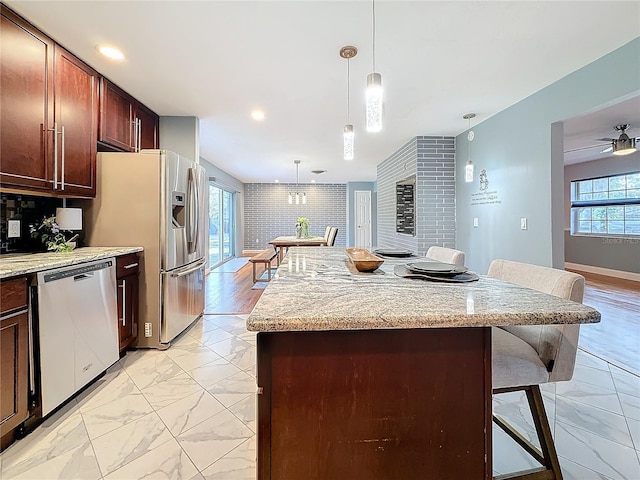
(247, 247, 601, 332)
(0, 247, 143, 279)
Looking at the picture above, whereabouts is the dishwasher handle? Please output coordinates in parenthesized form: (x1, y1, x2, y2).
(74, 273, 94, 282)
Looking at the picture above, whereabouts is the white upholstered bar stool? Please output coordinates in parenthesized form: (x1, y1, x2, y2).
(488, 259, 585, 480)
(425, 246, 465, 267)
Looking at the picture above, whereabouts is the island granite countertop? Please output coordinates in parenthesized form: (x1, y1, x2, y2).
(0, 246, 143, 280)
(247, 246, 601, 332)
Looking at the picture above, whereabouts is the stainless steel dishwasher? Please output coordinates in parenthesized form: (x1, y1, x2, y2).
(35, 258, 119, 416)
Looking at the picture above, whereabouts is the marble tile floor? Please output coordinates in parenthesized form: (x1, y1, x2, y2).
(1, 315, 639, 480)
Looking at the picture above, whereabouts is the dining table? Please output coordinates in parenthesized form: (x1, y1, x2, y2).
(247, 246, 601, 480)
(267, 235, 327, 264)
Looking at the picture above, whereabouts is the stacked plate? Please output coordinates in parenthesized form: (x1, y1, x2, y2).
(394, 262, 479, 283)
(406, 262, 467, 275)
(372, 248, 416, 258)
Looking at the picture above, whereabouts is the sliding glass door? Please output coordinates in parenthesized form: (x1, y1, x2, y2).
(209, 184, 235, 267)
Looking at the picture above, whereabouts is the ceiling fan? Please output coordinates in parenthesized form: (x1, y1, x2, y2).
(596, 124, 638, 155)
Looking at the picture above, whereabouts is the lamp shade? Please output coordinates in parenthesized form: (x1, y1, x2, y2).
(55, 207, 83, 230)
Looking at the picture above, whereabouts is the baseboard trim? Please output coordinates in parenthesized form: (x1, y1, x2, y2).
(565, 262, 640, 282)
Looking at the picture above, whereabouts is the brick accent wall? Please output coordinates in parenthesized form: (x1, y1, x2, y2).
(244, 183, 347, 250)
(377, 136, 456, 254)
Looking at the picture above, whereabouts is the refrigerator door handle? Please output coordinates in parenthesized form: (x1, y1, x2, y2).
(186, 168, 198, 253)
(170, 259, 206, 277)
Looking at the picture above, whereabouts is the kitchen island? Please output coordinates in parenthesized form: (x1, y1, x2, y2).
(247, 247, 600, 480)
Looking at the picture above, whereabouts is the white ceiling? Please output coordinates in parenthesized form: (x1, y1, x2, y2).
(6, 1, 640, 183)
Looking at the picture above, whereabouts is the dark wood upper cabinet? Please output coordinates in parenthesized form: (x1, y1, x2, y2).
(99, 78, 134, 151)
(0, 6, 54, 192)
(0, 6, 98, 198)
(135, 103, 159, 150)
(100, 78, 159, 152)
(53, 47, 99, 197)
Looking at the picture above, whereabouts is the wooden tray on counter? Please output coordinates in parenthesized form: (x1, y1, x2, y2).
(345, 248, 384, 272)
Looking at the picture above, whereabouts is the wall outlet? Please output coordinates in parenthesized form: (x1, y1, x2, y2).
(144, 322, 152, 337)
(520, 218, 528, 230)
(255, 238, 259, 243)
(473, 218, 479, 228)
(7, 220, 21, 238)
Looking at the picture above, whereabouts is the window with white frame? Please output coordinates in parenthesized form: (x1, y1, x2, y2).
(570, 171, 640, 236)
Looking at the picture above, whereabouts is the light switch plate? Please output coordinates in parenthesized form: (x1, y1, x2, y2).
(8, 220, 21, 238)
(520, 218, 528, 230)
(473, 218, 479, 228)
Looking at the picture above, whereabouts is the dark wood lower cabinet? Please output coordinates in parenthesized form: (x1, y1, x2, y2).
(116, 254, 139, 353)
(257, 328, 492, 480)
(0, 277, 29, 452)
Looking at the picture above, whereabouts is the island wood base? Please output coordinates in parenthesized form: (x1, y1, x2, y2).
(257, 327, 492, 480)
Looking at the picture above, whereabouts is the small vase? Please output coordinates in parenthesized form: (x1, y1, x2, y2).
(302, 225, 309, 238)
(295, 225, 302, 239)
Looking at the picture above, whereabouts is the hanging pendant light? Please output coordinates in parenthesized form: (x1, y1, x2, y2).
(288, 160, 306, 205)
(366, 0, 382, 133)
(340, 46, 357, 160)
(463, 113, 476, 183)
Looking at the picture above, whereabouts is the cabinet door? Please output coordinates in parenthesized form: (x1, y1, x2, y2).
(54, 47, 99, 197)
(0, 7, 54, 192)
(135, 103, 159, 150)
(117, 274, 138, 352)
(0, 277, 29, 439)
(99, 78, 134, 152)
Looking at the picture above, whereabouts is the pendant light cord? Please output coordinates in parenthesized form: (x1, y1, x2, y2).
(347, 58, 351, 123)
(468, 116, 471, 162)
(372, 0, 376, 72)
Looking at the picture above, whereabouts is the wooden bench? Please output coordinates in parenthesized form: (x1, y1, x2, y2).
(249, 248, 278, 283)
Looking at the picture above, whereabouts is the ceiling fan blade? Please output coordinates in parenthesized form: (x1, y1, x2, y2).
(595, 137, 614, 142)
(564, 144, 610, 153)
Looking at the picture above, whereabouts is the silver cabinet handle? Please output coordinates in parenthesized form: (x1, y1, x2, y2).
(49, 122, 58, 189)
(132, 118, 138, 152)
(137, 118, 142, 152)
(60, 125, 65, 190)
(123, 262, 139, 269)
(120, 281, 126, 326)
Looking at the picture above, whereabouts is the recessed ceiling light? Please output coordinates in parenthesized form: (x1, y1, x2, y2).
(310, 179, 316, 183)
(97, 45, 124, 60)
(274, 179, 279, 183)
(251, 110, 265, 121)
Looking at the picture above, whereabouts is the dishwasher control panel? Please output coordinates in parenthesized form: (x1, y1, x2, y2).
(42, 260, 113, 283)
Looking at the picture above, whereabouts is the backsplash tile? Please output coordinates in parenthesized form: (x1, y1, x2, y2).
(0, 193, 61, 254)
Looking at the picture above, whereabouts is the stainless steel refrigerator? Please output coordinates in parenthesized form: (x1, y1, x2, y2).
(84, 150, 208, 348)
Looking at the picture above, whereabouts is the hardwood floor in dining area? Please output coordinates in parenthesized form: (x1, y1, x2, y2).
(205, 256, 265, 315)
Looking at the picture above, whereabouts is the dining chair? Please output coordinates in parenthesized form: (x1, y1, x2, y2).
(425, 246, 465, 267)
(326, 227, 338, 246)
(488, 259, 585, 480)
(324, 226, 332, 242)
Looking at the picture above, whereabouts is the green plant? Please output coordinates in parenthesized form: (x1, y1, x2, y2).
(29, 216, 74, 253)
(296, 217, 310, 238)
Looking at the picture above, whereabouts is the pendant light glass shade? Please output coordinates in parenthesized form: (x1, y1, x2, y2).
(463, 113, 476, 183)
(465, 160, 474, 183)
(344, 124, 354, 160)
(288, 160, 306, 204)
(366, 72, 383, 133)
